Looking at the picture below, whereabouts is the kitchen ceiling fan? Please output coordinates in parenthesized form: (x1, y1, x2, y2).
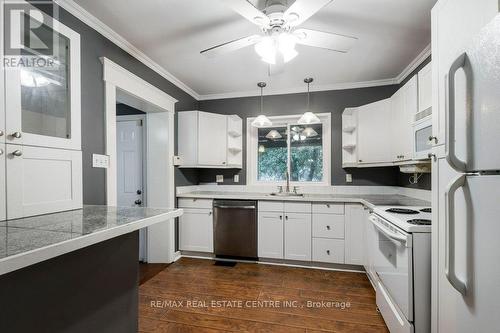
(201, 0, 358, 76)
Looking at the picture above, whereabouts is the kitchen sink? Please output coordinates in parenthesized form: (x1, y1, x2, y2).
(268, 192, 305, 197)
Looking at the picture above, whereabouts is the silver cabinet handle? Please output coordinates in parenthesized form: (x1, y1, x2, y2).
(0, 149, 3, 156)
(208, 211, 212, 216)
(446, 52, 470, 172)
(279, 215, 282, 220)
(326, 250, 330, 255)
(10, 132, 22, 139)
(445, 174, 467, 295)
(429, 136, 438, 144)
(326, 225, 331, 230)
(11, 150, 22, 157)
(0, 130, 4, 137)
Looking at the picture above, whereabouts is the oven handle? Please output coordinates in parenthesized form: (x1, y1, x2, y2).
(445, 174, 467, 295)
(369, 215, 408, 245)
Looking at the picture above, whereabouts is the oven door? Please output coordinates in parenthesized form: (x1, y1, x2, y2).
(413, 118, 433, 160)
(370, 214, 413, 322)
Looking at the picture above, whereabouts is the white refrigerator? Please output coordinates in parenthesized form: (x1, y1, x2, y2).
(432, 1, 500, 332)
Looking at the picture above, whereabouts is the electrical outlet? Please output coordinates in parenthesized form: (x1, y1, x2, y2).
(233, 174, 240, 183)
(92, 154, 109, 168)
(346, 173, 353, 183)
(216, 175, 224, 183)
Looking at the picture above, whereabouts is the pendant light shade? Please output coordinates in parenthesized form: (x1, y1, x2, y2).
(251, 82, 272, 128)
(302, 127, 319, 137)
(265, 129, 282, 139)
(298, 78, 321, 125)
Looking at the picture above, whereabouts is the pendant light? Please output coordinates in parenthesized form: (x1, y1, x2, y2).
(251, 82, 272, 127)
(298, 78, 321, 125)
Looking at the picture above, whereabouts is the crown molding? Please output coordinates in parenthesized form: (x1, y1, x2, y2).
(395, 43, 431, 84)
(198, 78, 398, 100)
(54, 0, 201, 100)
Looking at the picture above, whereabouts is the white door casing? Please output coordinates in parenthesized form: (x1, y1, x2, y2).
(102, 57, 177, 263)
(117, 117, 144, 207)
(0, 145, 5, 221)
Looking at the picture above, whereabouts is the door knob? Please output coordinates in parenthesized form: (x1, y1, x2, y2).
(11, 150, 22, 157)
(136, 190, 142, 195)
(11, 132, 22, 139)
(134, 199, 142, 205)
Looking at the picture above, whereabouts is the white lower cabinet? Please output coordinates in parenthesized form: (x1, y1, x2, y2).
(0, 144, 5, 221)
(312, 238, 345, 264)
(284, 213, 311, 261)
(179, 207, 213, 252)
(258, 212, 283, 259)
(6, 145, 82, 220)
(345, 204, 366, 265)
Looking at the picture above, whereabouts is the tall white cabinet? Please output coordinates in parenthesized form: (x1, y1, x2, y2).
(1, 9, 82, 220)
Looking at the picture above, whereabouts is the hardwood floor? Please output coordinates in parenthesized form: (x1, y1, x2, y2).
(139, 258, 388, 332)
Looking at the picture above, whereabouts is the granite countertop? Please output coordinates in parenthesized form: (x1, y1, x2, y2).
(177, 191, 430, 208)
(0, 205, 183, 275)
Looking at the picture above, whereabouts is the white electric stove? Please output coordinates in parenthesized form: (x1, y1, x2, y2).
(373, 206, 432, 233)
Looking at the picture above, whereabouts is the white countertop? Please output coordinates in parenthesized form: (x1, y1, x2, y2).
(0, 205, 183, 276)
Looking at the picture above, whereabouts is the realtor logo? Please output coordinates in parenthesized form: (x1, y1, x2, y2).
(3, 1, 59, 68)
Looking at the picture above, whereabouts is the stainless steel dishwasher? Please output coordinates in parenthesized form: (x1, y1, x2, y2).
(213, 200, 257, 259)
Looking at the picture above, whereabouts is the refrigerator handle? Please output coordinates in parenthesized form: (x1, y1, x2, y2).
(446, 52, 471, 172)
(444, 174, 467, 295)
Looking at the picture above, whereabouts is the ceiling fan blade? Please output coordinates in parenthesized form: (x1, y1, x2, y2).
(284, 0, 333, 27)
(220, 0, 270, 27)
(294, 28, 357, 53)
(201, 34, 261, 58)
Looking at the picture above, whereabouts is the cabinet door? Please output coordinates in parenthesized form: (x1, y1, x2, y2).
(0, 145, 5, 221)
(4, 9, 81, 151)
(284, 213, 311, 261)
(401, 76, 418, 160)
(179, 208, 214, 252)
(258, 212, 283, 259)
(390, 89, 405, 161)
(432, 0, 498, 148)
(6, 145, 82, 219)
(357, 99, 393, 164)
(418, 62, 432, 114)
(345, 204, 365, 265)
(198, 112, 227, 166)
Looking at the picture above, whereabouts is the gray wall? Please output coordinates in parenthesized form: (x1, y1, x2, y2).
(197, 85, 402, 186)
(37, 2, 199, 204)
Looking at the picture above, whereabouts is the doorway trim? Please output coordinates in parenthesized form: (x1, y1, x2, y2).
(102, 57, 177, 262)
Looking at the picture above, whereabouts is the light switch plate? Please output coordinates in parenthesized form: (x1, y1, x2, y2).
(216, 175, 224, 183)
(346, 173, 353, 183)
(233, 174, 239, 183)
(92, 154, 109, 168)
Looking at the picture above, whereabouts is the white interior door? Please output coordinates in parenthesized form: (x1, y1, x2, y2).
(117, 119, 144, 207)
(0, 145, 5, 221)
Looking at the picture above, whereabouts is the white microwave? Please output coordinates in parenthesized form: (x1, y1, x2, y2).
(413, 118, 433, 160)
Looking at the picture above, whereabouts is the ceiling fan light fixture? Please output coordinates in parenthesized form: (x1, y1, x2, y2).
(255, 37, 276, 64)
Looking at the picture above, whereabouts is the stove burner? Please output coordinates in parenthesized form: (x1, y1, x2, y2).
(407, 219, 432, 225)
(385, 208, 419, 214)
(420, 208, 432, 213)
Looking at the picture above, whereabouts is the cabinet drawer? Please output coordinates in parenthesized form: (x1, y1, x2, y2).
(258, 201, 284, 212)
(312, 202, 344, 214)
(312, 214, 345, 239)
(312, 238, 345, 264)
(284, 201, 311, 213)
(178, 198, 213, 209)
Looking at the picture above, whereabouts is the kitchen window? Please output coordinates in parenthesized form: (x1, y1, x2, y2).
(247, 113, 331, 186)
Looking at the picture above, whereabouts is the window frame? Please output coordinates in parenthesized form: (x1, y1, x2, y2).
(247, 113, 331, 186)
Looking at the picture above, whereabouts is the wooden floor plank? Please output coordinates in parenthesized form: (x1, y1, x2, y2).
(139, 258, 388, 332)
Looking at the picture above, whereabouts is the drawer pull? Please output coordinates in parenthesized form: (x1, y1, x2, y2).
(326, 225, 331, 230)
(326, 204, 331, 208)
(326, 250, 330, 255)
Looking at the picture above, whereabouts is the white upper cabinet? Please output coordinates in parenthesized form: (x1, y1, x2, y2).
(417, 62, 432, 116)
(4, 10, 81, 151)
(178, 111, 242, 168)
(357, 98, 393, 164)
(392, 76, 418, 162)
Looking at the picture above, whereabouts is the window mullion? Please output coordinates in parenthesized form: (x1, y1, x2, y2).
(287, 123, 291, 183)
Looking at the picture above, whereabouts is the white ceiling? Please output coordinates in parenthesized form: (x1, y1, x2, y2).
(74, 0, 436, 99)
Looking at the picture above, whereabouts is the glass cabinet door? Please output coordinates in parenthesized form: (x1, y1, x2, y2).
(4, 9, 81, 150)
